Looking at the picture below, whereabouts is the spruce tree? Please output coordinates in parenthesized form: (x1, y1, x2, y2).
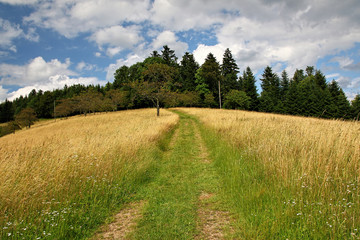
(161, 45, 178, 66)
(280, 70, 289, 99)
(328, 80, 351, 118)
(199, 53, 222, 105)
(259, 66, 280, 112)
(221, 48, 239, 94)
(351, 94, 360, 120)
(242, 66, 259, 111)
(179, 52, 199, 92)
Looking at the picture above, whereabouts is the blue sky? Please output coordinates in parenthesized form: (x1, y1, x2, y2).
(0, 0, 359, 102)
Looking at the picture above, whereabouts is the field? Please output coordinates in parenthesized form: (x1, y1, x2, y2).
(0, 107, 359, 239)
(0, 109, 178, 239)
(180, 108, 360, 239)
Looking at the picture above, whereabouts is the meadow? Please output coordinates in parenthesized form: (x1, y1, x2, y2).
(0, 109, 178, 239)
(1, 107, 359, 239)
(180, 108, 360, 239)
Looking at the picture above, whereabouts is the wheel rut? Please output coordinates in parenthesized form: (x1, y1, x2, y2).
(90, 111, 233, 239)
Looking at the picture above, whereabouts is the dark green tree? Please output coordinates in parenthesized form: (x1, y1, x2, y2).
(351, 94, 360, 120)
(179, 52, 199, 92)
(161, 45, 178, 67)
(199, 53, 222, 107)
(114, 66, 130, 89)
(328, 80, 351, 118)
(280, 70, 289, 99)
(221, 48, 239, 93)
(241, 66, 259, 111)
(259, 66, 281, 112)
(0, 99, 14, 123)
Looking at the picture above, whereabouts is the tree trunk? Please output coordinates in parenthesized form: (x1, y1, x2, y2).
(156, 98, 160, 117)
(218, 80, 222, 109)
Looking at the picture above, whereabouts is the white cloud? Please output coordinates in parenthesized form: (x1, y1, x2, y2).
(76, 61, 97, 71)
(151, 31, 188, 58)
(24, 0, 151, 38)
(193, 44, 225, 66)
(0, 85, 8, 102)
(5, 75, 104, 101)
(106, 54, 144, 81)
(90, 25, 143, 52)
(0, 18, 23, 49)
(0, 0, 38, 4)
(0, 56, 76, 86)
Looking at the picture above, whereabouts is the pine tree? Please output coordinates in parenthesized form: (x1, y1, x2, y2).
(199, 53, 222, 106)
(259, 66, 280, 112)
(328, 80, 351, 118)
(161, 45, 178, 66)
(179, 52, 199, 92)
(280, 70, 289, 99)
(351, 94, 360, 120)
(221, 48, 239, 94)
(242, 66, 259, 111)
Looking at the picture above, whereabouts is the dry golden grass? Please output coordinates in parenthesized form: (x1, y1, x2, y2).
(179, 108, 360, 182)
(0, 109, 178, 221)
(179, 107, 360, 237)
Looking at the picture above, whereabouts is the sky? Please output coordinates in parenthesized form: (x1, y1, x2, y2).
(0, 0, 359, 103)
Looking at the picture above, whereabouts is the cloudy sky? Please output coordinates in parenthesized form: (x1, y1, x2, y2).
(0, 0, 359, 102)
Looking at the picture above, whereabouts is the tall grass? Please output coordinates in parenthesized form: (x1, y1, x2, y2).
(0, 109, 178, 239)
(180, 108, 360, 239)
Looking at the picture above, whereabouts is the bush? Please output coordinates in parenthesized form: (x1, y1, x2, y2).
(223, 90, 250, 110)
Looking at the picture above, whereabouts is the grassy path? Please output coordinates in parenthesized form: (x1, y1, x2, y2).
(132, 110, 232, 239)
(93, 110, 234, 239)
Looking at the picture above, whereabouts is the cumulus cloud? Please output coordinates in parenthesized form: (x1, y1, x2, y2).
(193, 44, 225, 66)
(4, 75, 104, 101)
(90, 25, 143, 56)
(151, 31, 188, 57)
(0, 56, 76, 86)
(105, 54, 144, 81)
(24, 0, 151, 38)
(0, 0, 38, 4)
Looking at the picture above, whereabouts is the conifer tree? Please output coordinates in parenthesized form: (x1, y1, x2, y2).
(259, 66, 280, 112)
(161, 45, 178, 66)
(221, 48, 239, 93)
(242, 66, 259, 111)
(179, 52, 199, 92)
(199, 53, 222, 106)
(328, 80, 351, 118)
(280, 70, 289, 99)
(351, 94, 360, 120)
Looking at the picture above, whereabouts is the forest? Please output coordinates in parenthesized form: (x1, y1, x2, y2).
(1, 45, 360, 136)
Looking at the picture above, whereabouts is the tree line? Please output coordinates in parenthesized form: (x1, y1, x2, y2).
(1, 45, 360, 136)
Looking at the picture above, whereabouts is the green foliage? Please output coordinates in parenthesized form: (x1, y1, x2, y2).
(223, 90, 251, 110)
(203, 92, 216, 108)
(221, 48, 239, 93)
(259, 66, 281, 112)
(179, 52, 199, 92)
(351, 94, 360, 120)
(1, 48, 355, 123)
(241, 66, 259, 111)
(199, 53, 222, 98)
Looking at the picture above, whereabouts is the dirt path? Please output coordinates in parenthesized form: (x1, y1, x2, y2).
(91, 201, 145, 240)
(193, 122, 233, 240)
(90, 112, 232, 239)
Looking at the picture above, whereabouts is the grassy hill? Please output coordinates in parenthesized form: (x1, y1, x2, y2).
(0, 108, 359, 239)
